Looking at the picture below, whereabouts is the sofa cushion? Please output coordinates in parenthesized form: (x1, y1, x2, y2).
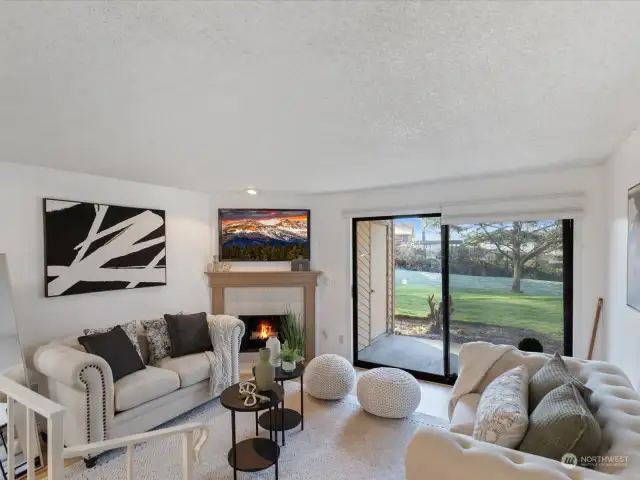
(78, 326, 146, 382)
(114, 366, 180, 412)
(450, 393, 482, 436)
(519, 382, 601, 464)
(529, 352, 590, 411)
(165, 312, 212, 358)
(156, 353, 211, 388)
(473, 365, 529, 448)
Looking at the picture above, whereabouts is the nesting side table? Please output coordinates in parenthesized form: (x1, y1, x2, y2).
(220, 383, 284, 480)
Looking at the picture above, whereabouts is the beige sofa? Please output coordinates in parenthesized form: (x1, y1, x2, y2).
(33, 314, 244, 466)
(406, 345, 640, 479)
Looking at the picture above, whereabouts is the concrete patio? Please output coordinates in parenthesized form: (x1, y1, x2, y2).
(358, 334, 460, 376)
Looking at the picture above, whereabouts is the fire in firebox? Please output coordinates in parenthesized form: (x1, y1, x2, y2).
(250, 320, 278, 341)
(239, 315, 283, 353)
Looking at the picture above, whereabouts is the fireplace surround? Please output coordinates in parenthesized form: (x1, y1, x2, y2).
(206, 270, 321, 359)
(239, 314, 283, 353)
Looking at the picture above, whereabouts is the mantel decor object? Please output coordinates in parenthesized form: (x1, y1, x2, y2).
(211, 255, 231, 273)
(291, 256, 310, 272)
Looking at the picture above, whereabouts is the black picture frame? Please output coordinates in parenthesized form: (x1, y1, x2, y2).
(43, 198, 167, 297)
(218, 208, 311, 262)
(628, 182, 640, 312)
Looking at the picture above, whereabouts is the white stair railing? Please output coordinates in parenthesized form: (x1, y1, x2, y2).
(0, 373, 65, 480)
(63, 422, 209, 480)
(0, 374, 209, 480)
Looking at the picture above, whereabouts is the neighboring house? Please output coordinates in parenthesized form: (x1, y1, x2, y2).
(394, 223, 414, 246)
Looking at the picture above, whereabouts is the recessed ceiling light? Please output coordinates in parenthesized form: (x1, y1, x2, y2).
(245, 188, 258, 195)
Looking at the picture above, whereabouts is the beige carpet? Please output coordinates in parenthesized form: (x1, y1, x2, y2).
(63, 382, 448, 479)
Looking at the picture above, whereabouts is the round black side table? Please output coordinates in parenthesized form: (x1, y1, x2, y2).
(253, 363, 305, 446)
(220, 383, 284, 480)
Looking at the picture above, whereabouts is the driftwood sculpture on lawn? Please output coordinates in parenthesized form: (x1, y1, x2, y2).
(427, 294, 454, 335)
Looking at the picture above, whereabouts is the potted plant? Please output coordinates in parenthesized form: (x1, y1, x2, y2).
(278, 341, 304, 372)
(280, 307, 305, 357)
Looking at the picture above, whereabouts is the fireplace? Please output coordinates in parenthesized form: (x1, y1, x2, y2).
(239, 315, 283, 353)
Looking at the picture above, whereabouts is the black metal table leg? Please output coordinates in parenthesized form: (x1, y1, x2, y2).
(269, 407, 273, 442)
(255, 411, 259, 436)
(231, 411, 237, 480)
(270, 406, 279, 479)
(274, 402, 278, 446)
(273, 405, 279, 480)
(301, 374, 305, 431)
(280, 380, 286, 446)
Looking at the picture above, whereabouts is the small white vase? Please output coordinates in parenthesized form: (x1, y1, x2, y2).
(282, 360, 296, 372)
(266, 335, 281, 366)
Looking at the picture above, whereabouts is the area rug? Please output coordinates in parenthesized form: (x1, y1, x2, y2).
(62, 382, 448, 479)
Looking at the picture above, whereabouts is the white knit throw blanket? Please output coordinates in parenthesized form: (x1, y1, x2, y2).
(205, 315, 242, 397)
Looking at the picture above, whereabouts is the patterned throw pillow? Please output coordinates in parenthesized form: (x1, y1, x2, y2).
(529, 352, 590, 411)
(84, 320, 142, 361)
(141, 318, 172, 365)
(473, 365, 529, 448)
(519, 383, 601, 463)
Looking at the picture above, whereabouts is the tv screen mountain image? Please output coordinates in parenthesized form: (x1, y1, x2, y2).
(219, 209, 310, 261)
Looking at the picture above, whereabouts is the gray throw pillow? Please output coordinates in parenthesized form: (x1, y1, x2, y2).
(518, 383, 601, 464)
(84, 320, 142, 362)
(529, 352, 590, 411)
(141, 318, 171, 365)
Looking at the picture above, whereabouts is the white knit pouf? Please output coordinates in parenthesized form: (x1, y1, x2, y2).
(357, 367, 421, 418)
(305, 354, 356, 400)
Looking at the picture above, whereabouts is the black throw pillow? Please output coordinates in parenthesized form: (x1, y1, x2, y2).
(78, 325, 146, 382)
(164, 312, 212, 358)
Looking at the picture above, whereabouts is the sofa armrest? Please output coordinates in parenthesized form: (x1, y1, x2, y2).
(34, 344, 114, 447)
(207, 315, 245, 388)
(34, 344, 113, 391)
(406, 427, 604, 480)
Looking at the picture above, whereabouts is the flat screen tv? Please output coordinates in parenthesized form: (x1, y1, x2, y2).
(219, 208, 310, 261)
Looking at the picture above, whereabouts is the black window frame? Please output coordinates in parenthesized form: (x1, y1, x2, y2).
(351, 215, 574, 385)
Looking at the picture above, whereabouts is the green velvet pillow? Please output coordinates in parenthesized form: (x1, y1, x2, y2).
(529, 352, 590, 411)
(518, 383, 601, 464)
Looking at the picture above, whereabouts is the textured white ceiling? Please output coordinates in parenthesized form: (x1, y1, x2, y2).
(2, 1, 640, 194)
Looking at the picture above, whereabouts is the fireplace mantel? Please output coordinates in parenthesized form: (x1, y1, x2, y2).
(206, 270, 322, 359)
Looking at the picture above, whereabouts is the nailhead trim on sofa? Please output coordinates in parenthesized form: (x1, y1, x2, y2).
(79, 365, 107, 458)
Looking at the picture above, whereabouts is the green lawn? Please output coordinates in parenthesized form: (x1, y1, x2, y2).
(395, 285, 563, 339)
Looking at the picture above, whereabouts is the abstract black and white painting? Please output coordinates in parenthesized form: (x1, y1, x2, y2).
(629, 183, 640, 312)
(43, 199, 166, 297)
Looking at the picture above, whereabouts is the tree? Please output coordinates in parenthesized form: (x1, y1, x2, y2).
(461, 220, 562, 292)
(420, 217, 442, 242)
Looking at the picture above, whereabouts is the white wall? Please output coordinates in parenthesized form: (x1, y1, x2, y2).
(0, 162, 211, 360)
(603, 127, 640, 389)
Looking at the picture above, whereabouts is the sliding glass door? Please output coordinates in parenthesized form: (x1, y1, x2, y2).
(352, 215, 573, 384)
(446, 220, 573, 375)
